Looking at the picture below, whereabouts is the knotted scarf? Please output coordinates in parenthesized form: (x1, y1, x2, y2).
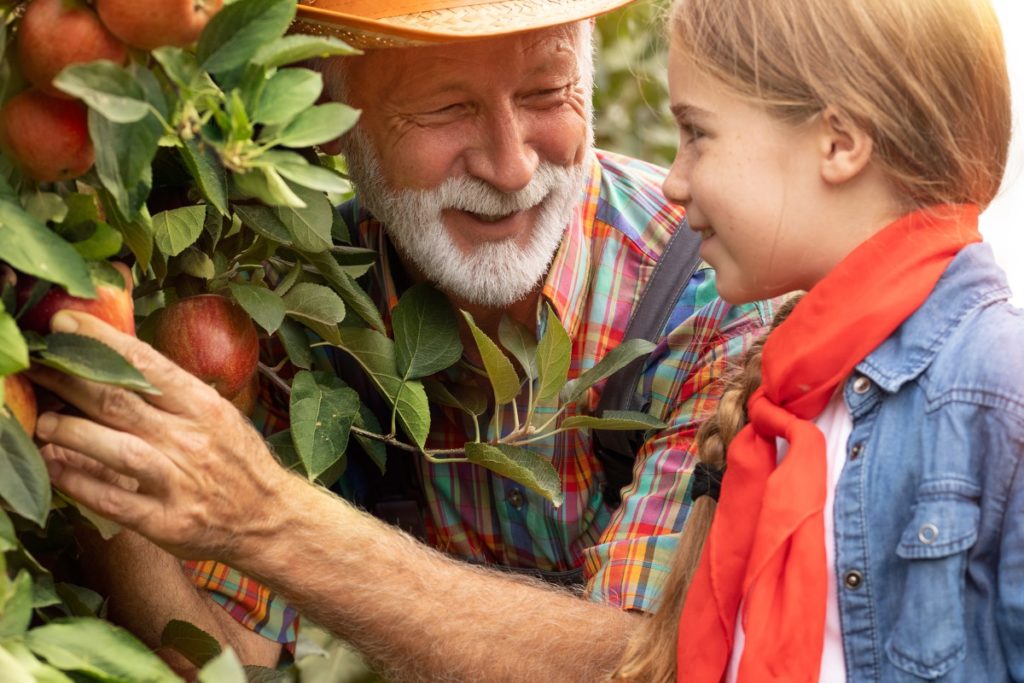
(676, 204, 981, 682)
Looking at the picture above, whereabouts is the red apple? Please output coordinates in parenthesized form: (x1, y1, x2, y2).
(17, 0, 128, 98)
(95, 0, 224, 51)
(230, 373, 260, 416)
(0, 89, 94, 183)
(4, 373, 38, 436)
(18, 262, 135, 335)
(152, 294, 259, 400)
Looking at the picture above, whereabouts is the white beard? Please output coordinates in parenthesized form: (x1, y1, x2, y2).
(342, 129, 586, 308)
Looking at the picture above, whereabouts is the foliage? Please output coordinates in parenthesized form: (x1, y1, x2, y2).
(0, 0, 670, 678)
(594, 0, 676, 168)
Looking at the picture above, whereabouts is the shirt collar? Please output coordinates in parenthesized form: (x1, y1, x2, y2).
(857, 241, 1012, 392)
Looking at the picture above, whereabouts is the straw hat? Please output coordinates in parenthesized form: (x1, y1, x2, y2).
(295, 0, 637, 48)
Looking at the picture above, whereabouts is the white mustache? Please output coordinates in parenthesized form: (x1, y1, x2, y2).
(431, 165, 568, 217)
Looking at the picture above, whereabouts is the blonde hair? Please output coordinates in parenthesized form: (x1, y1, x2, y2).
(670, 0, 1011, 210)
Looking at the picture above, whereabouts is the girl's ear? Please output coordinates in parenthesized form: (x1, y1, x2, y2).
(818, 106, 874, 185)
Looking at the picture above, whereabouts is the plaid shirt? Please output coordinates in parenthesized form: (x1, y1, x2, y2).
(185, 150, 774, 643)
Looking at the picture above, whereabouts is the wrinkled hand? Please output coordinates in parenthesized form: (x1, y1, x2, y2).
(29, 310, 292, 563)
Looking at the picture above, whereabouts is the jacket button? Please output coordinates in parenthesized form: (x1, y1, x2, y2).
(918, 523, 939, 544)
(843, 570, 864, 589)
(850, 442, 864, 460)
(852, 376, 872, 394)
(507, 488, 525, 509)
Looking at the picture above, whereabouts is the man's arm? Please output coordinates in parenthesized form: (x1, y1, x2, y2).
(32, 311, 639, 682)
(73, 525, 282, 677)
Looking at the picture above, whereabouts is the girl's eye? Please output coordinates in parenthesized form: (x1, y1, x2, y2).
(682, 123, 706, 144)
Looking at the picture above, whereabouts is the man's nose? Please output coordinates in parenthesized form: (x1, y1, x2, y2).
(465, 109, 539, 193)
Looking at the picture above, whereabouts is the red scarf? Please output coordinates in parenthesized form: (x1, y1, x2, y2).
(676, 205, 981, 682)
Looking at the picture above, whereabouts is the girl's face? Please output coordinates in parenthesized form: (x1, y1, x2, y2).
(662, 43, 846, 304)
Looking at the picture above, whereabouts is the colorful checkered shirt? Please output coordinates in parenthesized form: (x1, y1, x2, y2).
(185, 149, 775, 643)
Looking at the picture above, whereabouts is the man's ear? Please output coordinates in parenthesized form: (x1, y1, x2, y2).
(818, 106, 874, 185)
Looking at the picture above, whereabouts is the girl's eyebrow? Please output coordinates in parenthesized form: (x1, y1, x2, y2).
(669, 103, 711, 123)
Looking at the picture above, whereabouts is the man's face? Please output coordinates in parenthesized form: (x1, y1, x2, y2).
(328, 24, 593, 307)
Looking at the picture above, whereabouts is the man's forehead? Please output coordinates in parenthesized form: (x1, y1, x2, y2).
(351, 24, 584, 90)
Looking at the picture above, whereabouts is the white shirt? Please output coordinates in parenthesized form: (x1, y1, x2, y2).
(724, 390, 852, 682)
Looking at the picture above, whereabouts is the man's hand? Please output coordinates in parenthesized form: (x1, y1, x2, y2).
(30, 309, 289, 563)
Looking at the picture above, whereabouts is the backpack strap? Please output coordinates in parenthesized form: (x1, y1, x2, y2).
(591, 216, 703, 508)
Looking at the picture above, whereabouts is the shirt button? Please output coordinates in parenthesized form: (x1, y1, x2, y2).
(843, 570, 864, 589)
(852, 376, 872, 394)
(850, 442, 864, 460)
(507, 488, 525, 509)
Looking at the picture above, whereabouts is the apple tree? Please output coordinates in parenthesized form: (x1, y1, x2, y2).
(0, 0, 661, 678)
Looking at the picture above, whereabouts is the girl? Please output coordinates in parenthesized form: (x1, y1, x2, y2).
(614, 0, 1021, 680)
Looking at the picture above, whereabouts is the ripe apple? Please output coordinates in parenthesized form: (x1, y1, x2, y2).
(17, 0, 128, 98)
(18, 263, 135, 336)
(95, 0, 224, 51)
(152, 294, 259, 400)
(4, 373, 38, 436)
(0, 89, 94, 182)
(230, 373, 260, 416)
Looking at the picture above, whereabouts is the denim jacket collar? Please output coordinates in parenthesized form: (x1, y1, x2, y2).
(856, 242, 1012, 393)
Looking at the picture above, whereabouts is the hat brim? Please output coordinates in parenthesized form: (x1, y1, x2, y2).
(295, 0, 637, 48)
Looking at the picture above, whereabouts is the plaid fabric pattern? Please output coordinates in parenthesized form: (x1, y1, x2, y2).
(187, 150, 774, 640)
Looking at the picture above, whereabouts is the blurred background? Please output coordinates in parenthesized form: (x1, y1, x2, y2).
(593, 0, 1024, 302)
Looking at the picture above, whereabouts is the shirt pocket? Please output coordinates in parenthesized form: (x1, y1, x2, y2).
(884, 480, 981, 680)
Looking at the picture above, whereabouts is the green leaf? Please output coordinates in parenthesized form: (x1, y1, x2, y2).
(198, 648, 246, 683)
(36, 333, 158, 394)
(26, 618, 179, 682)
(272, 186, 333, 253)
(283, 283, 346, 328)
(424, 378, 487, 417)
(277, 318, 312, 370)
(229, 283, 286, 334)
(197, 0, 297, 75)
(393, 284, 462, 380)
(306, 250, 385, 333)
(271, 103, 360, 148)
(151, 47, 201, 89)
(181, 138, 229, 217)
(253, 68, 322, 126)
(462, 311, 520, 405)
(53, 61, 149, 124)
(233, 205, 293, 246)
(0, 201, 94, 298)
(535, 305, 571, 401)
(233, 165, 306, 208)
(161, 620, 222, 668)
(58, 490, 121, 540)
(498, 315, 538, 379)
(0, 413, 50, 526)
(464, 442, 563, 506)
(336, 327, 430, 448)
(0, 570, 34, 638)
(560, 338, 657, 404)
(0, 508, 16, 553)
(0, 644, 36, 683)
(560, 410, 666, 432)
(290, 371, 359, 480)
(261, 150, 349, 194)
(67, 221, 124, 261)
(0, 310, 28, 375)
(352, 404, 387, 474)
(89, 109, 160, 220)
(153, 205, 206, 257)
(178, 247, 216, 280)
(55, 583, 103, 618)
(2, 641, 74, 683)
(23, 191, 68, 224)
(106, 201, 154, 272)
(252, 34, 360, 68)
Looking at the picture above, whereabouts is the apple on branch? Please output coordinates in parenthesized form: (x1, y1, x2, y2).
(3, 373, 38, 437)
(0, 89, 95, 183)
(96, 0, 225, 51)
(17, 262, 135, 336)
(152, 294, 260, 403)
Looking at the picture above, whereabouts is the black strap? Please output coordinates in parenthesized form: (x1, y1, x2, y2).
(591, 216, 703, 508)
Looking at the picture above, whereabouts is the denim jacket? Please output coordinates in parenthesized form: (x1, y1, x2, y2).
(835, 242, 1024, 681)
